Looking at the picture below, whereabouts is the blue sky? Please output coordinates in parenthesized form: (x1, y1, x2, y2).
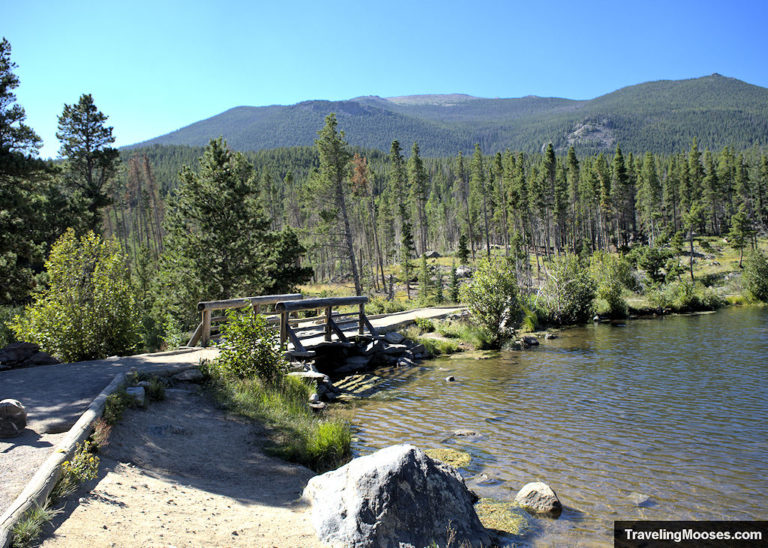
(5, 0, 768, 158)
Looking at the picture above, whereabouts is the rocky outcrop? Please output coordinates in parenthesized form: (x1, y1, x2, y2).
(303, 444, 491, 548)
(0, 342, 59, 370)
(514, 481, 562, 517)
(0, 399, 27, 438)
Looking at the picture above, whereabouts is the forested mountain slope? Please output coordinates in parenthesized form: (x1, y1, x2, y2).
(128, 74, 768, 156)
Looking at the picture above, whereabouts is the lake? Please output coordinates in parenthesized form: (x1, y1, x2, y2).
(348, 307, 768, 546)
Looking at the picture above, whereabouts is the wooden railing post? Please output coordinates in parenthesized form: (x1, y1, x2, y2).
(358, 302, 365, 335)
(280, 310, 288, 347)
(325, 306, 333, 341)
(201, 309, 212, 347)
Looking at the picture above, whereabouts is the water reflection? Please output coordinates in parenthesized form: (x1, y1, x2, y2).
(349, 307, 768, 546)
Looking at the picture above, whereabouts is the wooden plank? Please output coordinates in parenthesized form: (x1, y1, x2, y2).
(198, 293, 302, 312)
(275, 296, 368, 312)
(186, 322, 204, 347)
(328, 317, 348, 342)
(362, 314, 379, 339)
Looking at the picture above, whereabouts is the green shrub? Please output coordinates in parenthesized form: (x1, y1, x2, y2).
(666, 280, 725, 312)
(414, 318, 435, 332)
(538, 254, 596, 325)
(459, 256, 522, 348)
(367, 297, 408, 315)
(9, 229, 141, 362)
(743, 249, 768, 302)
(213, 309, 286, 385)
(638, 246, 670, 284)
(103, 388, 137, 425)
(590, 252, 629, 318)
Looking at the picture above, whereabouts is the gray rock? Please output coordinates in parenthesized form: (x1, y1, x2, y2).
(521, 336, 539, 347)
(335, 355, 372, 375)
(629, 492, 655, 507)
(363, 340, 384, 355)
(409, 343, 426, 354)
(0, 342, 39, 365)
(425, 250, 441, 258)
(445, 375, 456, 382)
(303, 444, 490, 548)
(453, 429, 479, 437)
(125, 386, 146, 407)
(383, 344, 408, 356)
(309, 393, 320, 404)
(27, 351, 60, 366)
(544, 332, 558, 340)
(172, 368, 205, 382)
(0, 399, 27, 438)
(396, 357, 416, 367)
(456, 266, 473, 278)
(514, 481, 562, 517)
(384, 331, 405, 344)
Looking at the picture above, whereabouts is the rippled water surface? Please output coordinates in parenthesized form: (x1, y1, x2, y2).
(348, 307, 768, 546)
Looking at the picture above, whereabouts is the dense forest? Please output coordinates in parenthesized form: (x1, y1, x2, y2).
(131, 74, 768, 156)
(2, 36, 768, 351)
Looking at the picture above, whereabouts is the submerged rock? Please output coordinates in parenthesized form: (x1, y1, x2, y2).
(303, 444, 490, 548)
(514, 481, 562, 517)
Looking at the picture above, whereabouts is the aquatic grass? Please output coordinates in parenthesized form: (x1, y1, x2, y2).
(208, 374, 351, 472)
(475, 498, 531, 538)
(425, 447, 471, 468)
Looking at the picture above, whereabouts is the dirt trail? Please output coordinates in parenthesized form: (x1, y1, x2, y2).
(39, 386, 324, 547)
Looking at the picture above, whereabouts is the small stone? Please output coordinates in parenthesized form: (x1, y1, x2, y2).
(593, 315, 600, 321)
(397, 357, 416, 367)
(0, 399, 27, 438)
(172, 368, 204, 382)
(445, 376, 456, 382)
(309, 393, 320, 403)
(384, 332, 405, 344)
(545, 333, 557, 340)
(514, 481, 562, 517)
(629, 492, 654, 507)
(125, 386, 146, 407)
(453, 429, 478, 437)
(521, 336, 539, 347)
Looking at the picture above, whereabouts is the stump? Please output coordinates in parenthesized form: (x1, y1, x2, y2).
(0, 399, 27, 438)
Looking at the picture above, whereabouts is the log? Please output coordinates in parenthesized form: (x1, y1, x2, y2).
(197, 293, 302, 312)
(275, 296, 368, 312)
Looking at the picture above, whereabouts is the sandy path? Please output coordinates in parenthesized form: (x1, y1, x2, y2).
(39, 386, 324, 547)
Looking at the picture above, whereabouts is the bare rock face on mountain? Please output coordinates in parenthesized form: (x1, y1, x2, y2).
(302, 444, 491, 548)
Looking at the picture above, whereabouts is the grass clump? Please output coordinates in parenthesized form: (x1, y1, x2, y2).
(102, 388, 137, 425)
(208, 374, 351, 472)
(475, 498, 531, 538)
(11, 501, 61, 548)
(425, 447, 472, 468)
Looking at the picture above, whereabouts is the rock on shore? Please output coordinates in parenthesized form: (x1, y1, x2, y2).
(302, 444, 491, 547)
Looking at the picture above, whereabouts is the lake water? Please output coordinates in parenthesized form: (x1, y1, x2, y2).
(348, 307, 768, 546)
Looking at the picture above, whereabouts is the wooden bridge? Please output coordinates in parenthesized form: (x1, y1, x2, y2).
(186, 292, 463, 358)
(187, 293, 380, 358)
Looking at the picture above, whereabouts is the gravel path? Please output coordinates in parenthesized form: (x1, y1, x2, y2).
(0, 348, 217, 517)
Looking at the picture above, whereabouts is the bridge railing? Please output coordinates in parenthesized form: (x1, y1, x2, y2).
(274, 296, 378, 354)
(187, 293, 303, 347)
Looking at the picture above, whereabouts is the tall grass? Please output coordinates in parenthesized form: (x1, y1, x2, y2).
(207, 374, 351, 472)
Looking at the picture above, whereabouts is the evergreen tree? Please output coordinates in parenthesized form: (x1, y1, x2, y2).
(154, 138, 310, 329)
(408, 142, 429, 254)
(401, 220, 415, 299)
(315, 114, 361, 294)
(57, 93, 120, 233)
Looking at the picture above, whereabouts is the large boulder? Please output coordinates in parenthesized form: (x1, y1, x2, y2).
(303, 444, 491, 548)
(514, 481, 562, 517)
(0, 342, 59, 369)
(0, 399, 27, 438)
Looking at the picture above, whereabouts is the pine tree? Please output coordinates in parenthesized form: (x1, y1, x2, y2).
(57, 93, 120, 232)
(316, 114, 361, 294)
(408, 142, 429, 254)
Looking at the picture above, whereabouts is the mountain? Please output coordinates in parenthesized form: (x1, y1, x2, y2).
(128, 74, 768, 156)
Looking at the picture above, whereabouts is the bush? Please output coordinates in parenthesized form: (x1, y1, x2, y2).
(414, 318, 435, 332)
(459, 256, 522, 348)
(538, 254, 596, 325)
(637, 246, 670, 284)
(213, 308, 286, 385)
(0, 304, 22, 347)
(51, 441, 99, 499)
(9, 230, 141, 362)
(590, 252, 629, 318)
(743, 249, 768, 302)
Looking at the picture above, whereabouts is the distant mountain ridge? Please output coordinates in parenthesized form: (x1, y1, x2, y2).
(128, 74, 768, 156)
